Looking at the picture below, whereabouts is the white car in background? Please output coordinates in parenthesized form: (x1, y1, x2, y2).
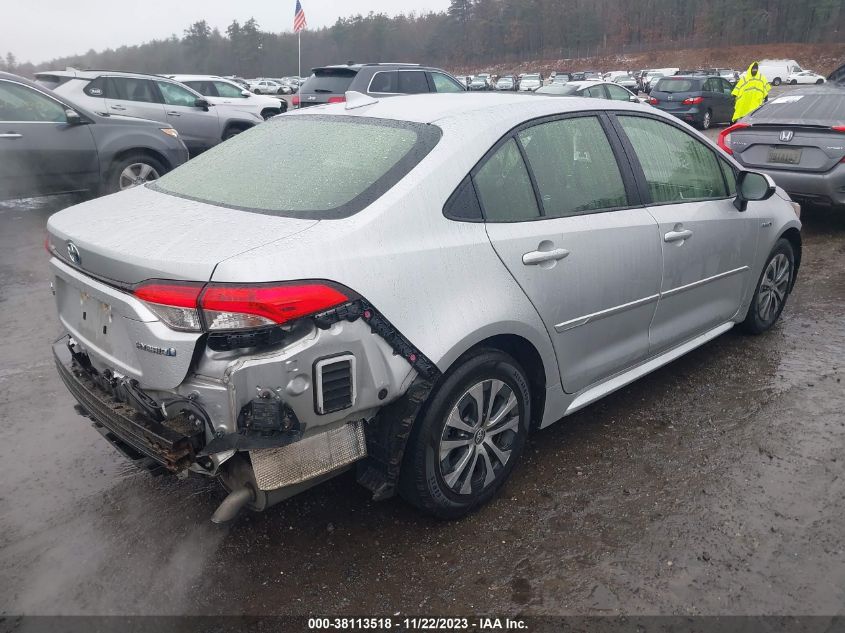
(166, 75, 286, 120)
(248, 79, 285, 95)
(786, 70, 825, 85)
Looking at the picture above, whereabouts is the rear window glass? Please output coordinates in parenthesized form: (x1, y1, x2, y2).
(654, 78, 699, 93)
(749, 89, 845, 126)
(153, 115, 442, 219)
(34, 74, 70, 90)
(536, 84, 579, 95)
(301, 69, 356, 94)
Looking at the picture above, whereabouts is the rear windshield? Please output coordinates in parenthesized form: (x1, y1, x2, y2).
(536, 84, 579, 95)
(34, 74, 71, 90)
(524, 74, 541, 80)
(654, 78, 700, 93)
(301, 69, 356, 94)
(749, 89, 845, 126)
(152, 115, 442, 219)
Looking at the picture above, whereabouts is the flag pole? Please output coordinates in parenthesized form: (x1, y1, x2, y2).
(298, 29, 301, 78)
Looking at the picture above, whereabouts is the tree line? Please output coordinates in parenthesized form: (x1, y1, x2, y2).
(2, 0, 842, 79)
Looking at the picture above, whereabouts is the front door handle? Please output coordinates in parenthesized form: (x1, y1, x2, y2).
(166, 111, 182, 116)
(664, 229, 693, 243)
(110, 105, 126, 111)
(522, 248, 570, 265)
(0, 133, 22, 139)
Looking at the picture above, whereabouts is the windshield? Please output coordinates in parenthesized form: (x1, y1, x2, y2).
(523, 74, 540, 81)
(654, 78, 700, 92)
(153, 115, 442, 219)
(536, 84, 579, 95)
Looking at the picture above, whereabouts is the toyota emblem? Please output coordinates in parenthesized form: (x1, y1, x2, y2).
(67, 241, 81, 265)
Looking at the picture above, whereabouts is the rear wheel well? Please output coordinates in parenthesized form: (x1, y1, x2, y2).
(460, 335, 547, 430)
(222, 121, 254, 140)
(780, 227, 802, 290)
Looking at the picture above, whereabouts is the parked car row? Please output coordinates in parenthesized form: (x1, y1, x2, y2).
(0, 71, 189, 199)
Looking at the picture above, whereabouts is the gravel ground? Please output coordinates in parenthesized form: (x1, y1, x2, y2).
(0, 167, 843, 617)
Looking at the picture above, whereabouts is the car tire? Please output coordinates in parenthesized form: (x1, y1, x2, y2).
(260, 108, 280, 120)
(740, 238, 795, 335)
(772, 77, 782, 86)
(700, 109, 712, 130)
(107, 154, 166, 194)
(790, 80, 797, 85)
(399, 348, 531, 519)
(815, 79, 824, 84)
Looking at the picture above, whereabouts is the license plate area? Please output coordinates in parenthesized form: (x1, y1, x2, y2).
(78, 289, 114, 343)
(768, 146, 802, 165)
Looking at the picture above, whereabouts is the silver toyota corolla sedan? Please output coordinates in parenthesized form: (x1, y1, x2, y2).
(47, 92, 802, 521)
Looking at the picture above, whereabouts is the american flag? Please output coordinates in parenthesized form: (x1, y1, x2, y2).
(294, 0, 307, 32)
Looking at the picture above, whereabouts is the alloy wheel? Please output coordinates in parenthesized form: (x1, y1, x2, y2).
(757, 253, 791, 323)
(438, 379, 521, 496)
(702, 110, 712, 129)
(119, 163, 160, 190)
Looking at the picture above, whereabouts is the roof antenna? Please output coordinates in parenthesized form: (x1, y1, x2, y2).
(346, 60, 355, 66)
(345, 91, 378, 110)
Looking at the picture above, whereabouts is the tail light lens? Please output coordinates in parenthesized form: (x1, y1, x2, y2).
(133, 281, 350, 333)
(291, 95, 300, 107)
(833, 125, 845, 132)
(648, 97, 658, 105)
(682, 96, 704, 105)
(327, 96, 346, 104)
(717, 122, 750, 155)
(134, 281, 204, 331)
(200, 283, 349, 331)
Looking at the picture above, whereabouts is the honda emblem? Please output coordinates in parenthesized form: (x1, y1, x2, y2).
(779, 130, 794, 142)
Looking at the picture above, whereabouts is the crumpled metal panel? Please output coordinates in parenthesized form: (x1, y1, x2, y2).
(250, 421, 366, 491)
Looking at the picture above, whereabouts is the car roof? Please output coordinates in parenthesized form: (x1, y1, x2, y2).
(314, 63, 425, 72)
(291, 91, 652, 128)
(167, 74, 229, 82)
(36, 68, 176, 81)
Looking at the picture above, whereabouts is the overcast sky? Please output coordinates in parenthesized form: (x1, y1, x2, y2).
(3, 0, 453, 64)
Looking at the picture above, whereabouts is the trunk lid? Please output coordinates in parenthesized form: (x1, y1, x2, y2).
(650, 77, 704, 111)
(732, 126, 845, 172)
(47, 185, 318, 389)
(47, 185, 318, 285)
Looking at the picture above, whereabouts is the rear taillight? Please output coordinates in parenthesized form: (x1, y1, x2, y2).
(291, 95, 300, 107)
(200, 283, 349, 331)
(833, 125, 845, 132)
(133, 281, 350, 333)
(648, 97, 658, 105)
(682, 96, 704, 105)
(717, 122, 750, 155)
(134, 281, 204, 332)
(327, 96, 346, 104)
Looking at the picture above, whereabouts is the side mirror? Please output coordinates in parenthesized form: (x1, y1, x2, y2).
(734, 170, 776, 211)
(65, 109, 84, 125)
(629, 94, 639, 102)
(241, 90, 251, 97)
(194, 98, 211, 110)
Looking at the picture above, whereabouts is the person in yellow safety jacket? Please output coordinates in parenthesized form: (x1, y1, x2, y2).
(732, 61, 771, 122)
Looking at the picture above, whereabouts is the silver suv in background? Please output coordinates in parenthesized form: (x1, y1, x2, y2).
(164, 75, 286, 120)
(36, 70, 265, 155)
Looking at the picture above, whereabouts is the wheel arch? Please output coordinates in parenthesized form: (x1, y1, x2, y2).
(779, 226, 802, 291)
(221, 119, 256, 139)
(104, 147, 172, 192)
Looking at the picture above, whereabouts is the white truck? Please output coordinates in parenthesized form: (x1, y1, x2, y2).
(758, 59, 804, 86)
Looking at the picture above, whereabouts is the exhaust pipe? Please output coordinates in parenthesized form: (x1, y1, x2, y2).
(211, 485, 254, 524)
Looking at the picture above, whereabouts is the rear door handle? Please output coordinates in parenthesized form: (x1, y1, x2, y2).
(522, 248, 570, 265)
(664, 229, 693, 243)
(110, 105, 126, 111)
(166, 111, 182, 116)
(0, 133, 22, 139)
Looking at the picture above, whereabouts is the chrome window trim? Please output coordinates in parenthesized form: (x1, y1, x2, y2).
(555, 266, 750, 332)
